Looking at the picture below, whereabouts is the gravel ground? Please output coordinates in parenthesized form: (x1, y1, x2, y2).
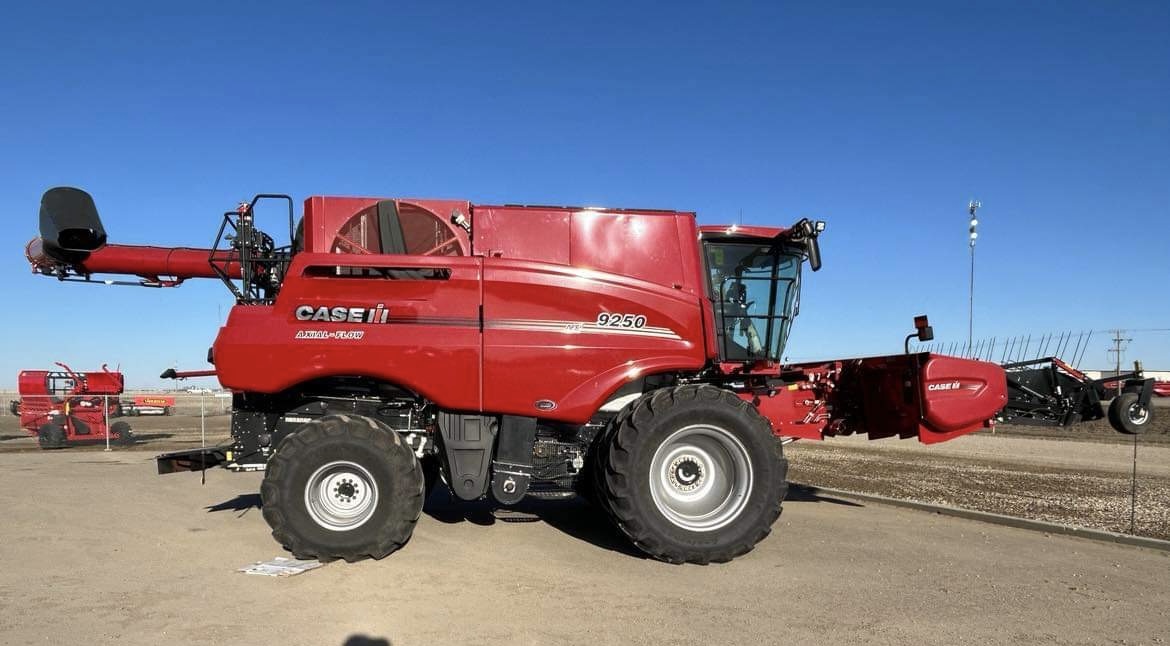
(788, 439, 1170, 540)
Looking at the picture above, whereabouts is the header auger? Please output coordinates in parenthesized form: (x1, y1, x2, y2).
(27, 185, 1014, 563)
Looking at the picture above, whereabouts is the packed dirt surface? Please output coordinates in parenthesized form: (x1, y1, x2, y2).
(5, 407, 1170, 543)
(0, 451, 1167, 646)
(0, 410, 233, 452)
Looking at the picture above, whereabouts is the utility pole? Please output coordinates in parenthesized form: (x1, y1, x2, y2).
(967, 200, 981, 351)
(1107, 330, 1132, 397)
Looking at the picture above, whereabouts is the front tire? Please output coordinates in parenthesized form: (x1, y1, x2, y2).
(594, 385, 787, 564)
(110, 421, 135, 446)
(260, 414, 424, 562)
(37, 422, 67, 449)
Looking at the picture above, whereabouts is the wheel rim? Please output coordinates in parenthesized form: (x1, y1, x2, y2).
(304, 461, 379, 531)
(1128, 402, 1150, 426)
(648, 424, 753, 532)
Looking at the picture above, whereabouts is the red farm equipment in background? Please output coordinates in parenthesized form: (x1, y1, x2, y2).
(120, 394, 176, 416)
(26, 186, 1015, 564)
(14, 363, 134, 448)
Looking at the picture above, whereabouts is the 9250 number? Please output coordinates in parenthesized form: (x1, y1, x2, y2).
(596, 312, 647, 329)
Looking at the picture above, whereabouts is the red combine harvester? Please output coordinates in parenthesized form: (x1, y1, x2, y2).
(13, 362, 133, 448)
(27, 186, 1010, 564)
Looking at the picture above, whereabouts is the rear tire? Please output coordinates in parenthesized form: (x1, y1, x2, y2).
(260, 414, 425, 562)
(594, 385, 787, 564)
(37, 422, 67, 449)
(1108, 392, 1151, 435)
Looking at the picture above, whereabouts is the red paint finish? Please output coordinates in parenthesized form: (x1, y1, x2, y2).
(133, 395, 175, 407)
(213, 252, 485, 411)
(738, 353, 1007, 444)
(16, 363, 125, 442)
(918, 355, 1007, 443)
(27, 237, 239, 283)
(28, 191, 1011, 443)
(481, 258, 705, 421)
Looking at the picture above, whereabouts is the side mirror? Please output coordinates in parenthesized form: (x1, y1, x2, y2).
(806, 235, 822, 272)
(782, 219, 825, 272)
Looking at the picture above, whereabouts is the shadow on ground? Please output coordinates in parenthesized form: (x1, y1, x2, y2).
(207, 493, 262, 516)
(785, 483, 865, 507)
(343, 635, 390, 646)
(203, 481, 862, 557)
(424, 489, 648, 558)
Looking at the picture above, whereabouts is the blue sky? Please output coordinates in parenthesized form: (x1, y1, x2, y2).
(1, 1, 1167, 388)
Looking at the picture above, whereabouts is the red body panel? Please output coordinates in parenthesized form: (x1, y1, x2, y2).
(215, 201, 711, 424)
(214, 252, 485, 411)
(917, 355, 1007, 443)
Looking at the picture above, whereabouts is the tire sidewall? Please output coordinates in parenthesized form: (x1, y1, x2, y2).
(38, 423, 66, 449)
(1111, 393, 1149, 434)
(624, 398, 783, 553)
(268, 432, 419, 554)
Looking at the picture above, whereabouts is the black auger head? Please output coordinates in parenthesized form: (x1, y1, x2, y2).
(39, 186, 107, 264)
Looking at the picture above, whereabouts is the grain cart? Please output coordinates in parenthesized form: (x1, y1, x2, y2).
(14, 362, 133, 448)
(26, 187, 1008, 563)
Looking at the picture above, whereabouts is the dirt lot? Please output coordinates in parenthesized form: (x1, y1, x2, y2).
(0, 450, 1167, 646)
(4, 402, 1170, 542)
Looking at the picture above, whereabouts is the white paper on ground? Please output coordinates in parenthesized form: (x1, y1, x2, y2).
(238, 557, 325, 577)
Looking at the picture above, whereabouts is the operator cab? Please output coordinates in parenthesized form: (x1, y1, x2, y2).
(700, 220, 824, 363)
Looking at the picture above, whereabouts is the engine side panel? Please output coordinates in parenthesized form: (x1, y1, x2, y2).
(213, 253, 484, 411)
(482, 259, 707, 422)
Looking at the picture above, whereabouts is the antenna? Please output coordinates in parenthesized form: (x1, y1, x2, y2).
(966, 199, 982, 348)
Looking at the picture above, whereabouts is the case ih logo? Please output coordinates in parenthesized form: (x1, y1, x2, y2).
(927, 381, 964, 392)
(295, 304, 390, 324)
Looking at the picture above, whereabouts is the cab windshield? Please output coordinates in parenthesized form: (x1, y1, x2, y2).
(704, 241, 802, 362)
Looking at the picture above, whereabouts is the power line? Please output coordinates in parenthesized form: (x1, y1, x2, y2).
(1107, 330, 1133, 397)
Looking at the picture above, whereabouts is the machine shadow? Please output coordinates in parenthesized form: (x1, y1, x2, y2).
(423, 489, 646, 558)
(785, 483, 864, 507)
(206, 493, 263, 514)
(127, 432, 175, 442)
(202, 486, 835, 559)
(343, 635, 391, 646)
